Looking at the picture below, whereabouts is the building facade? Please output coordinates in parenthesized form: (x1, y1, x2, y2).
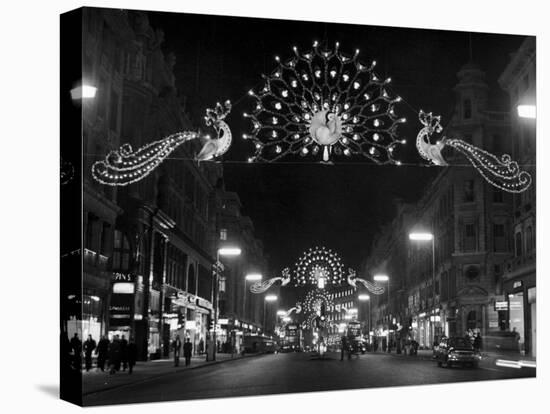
(79, 8, 268, 361)
(498, 36, 536, 357)
(362, 61, 521, 351)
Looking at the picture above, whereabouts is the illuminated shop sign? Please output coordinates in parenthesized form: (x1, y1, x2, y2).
(113, 282, 135, 294)
(495, 301, 508, 311)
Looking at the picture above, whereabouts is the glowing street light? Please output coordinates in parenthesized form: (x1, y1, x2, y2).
(213, 246, 241, 361)
(517, 104, 536, 119)
(263, 295, 278, 333)
(373, 274, 389, 282)
(358, 294, 371, 339)
(409, 230, 436, 349)
(218, 247, 242, 256)
(245, 273, 262, 281)
(70, 84, 97, 100)
(409, 233, 433, 241)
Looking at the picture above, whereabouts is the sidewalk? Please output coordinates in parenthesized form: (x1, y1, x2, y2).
(378, 348, 537, 367)
(82, 352, 262, 395)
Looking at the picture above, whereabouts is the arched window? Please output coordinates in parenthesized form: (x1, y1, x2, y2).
(187, 265, 196, 295)
(515, 231, 523, 257)
(463, 98, 472, 119)
(526, 226, 534, 253)
(467, 310, 477, 330)
(113, 230, 131, 271)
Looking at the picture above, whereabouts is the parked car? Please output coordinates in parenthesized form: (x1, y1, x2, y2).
(434, 337, 481, 368)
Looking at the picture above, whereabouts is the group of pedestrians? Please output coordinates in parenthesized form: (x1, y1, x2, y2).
(171, 335, 193, 367)
(66, 332, 137, 374)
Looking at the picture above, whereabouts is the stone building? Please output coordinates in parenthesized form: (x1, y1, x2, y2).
(362, 61, 518, 350)
(498, 36, 536, 357)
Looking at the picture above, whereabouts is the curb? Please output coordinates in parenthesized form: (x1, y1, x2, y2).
(82, 353, 264, 397)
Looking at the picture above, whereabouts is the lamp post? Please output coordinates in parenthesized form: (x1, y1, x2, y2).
(373, 274, 390, 351)
(358, 294, 371, 343)
(243, 273, 262, 322)
(213, 247, 241, 361)
(263, 294, 278, 334)
(409, 232, 435, 349)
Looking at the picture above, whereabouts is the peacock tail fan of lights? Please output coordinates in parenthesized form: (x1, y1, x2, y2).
(243, 41, 407, 164)
(355, 277, 385, 295)
(415, 110, 532, 193)
(303, 289, 335, 314)
(295, 246, 345, 287)
(91, 101, 232, 186)
(444, 139, 532, 193)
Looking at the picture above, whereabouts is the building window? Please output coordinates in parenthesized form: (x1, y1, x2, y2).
(493, 223, 506, 252)
(515, 231, 523, 257)
(463, 180, 475, 202)
(526, 226, 534, 253)
(493, 188, 504, 203)
(113, 230, 131, 271)
(464, 223, 477, 251)
(109, 89, 119, 132)
(463, 98, 472, 120)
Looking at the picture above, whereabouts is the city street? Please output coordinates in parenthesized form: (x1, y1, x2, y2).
(83, 351, 535, 406)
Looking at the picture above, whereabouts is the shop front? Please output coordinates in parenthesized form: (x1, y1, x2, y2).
(504, 276, 536, 357)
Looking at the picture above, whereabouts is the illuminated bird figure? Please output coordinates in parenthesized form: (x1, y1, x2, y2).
(415, 110, 532, 193)
(416, 110, 447, 166)
(244, 41, 407, 163)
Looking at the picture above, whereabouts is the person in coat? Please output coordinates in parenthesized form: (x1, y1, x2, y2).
(120, 334, 129, 371)
(108, 335, 121, 374)
(127, 337, 138, 374)
(70, 333, 82, 370)
(95, 335, 110, 371)
(172, 335, 182, 367)
(183, 338, 193, 366)
(83, 335, 97, 371)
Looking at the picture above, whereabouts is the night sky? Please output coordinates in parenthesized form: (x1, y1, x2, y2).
(146, 10, 525, 300)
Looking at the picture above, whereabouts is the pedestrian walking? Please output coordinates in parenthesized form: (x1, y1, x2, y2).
(83, 335, 96, 371)
(70, 333, 82, 371)
(127, 337, 137, 374)
(108, 335, 121, 374)
(96, 335, 109, 371)
(183, 338, 193, 366)
(172, 335, 182, 367)
(199, 338, 204, 355)
(473, 332, 482, 352)
(120, 334, 129, 371)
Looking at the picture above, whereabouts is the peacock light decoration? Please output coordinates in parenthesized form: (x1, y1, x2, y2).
(416, 110, 532, 193)
(243, 41, 407, 163)
(91, 101, 232, 186)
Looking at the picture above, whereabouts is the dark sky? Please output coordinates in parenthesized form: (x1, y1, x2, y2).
(146, 11, 525, 298)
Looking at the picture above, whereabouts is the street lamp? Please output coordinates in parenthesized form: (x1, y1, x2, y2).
(263, 294, 278, 334)
(213, 246, 241, 361)
(70, 84, 97, 100)
(409, 231, 436, 350)
(373, 274, 390, 351)
(243, 273, 262, 324)
(517, 104, 536, 119)
(358, 294, 371, 342)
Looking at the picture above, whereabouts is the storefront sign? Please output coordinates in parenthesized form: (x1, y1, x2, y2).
(513, 280, 523, 289)
(109, 293, 133, 327)
(113, 282, 134, 294)
(112, 272, 135, 282)
(185, 320, 196, 330)
(495, 301, 508, 311)
(218, 318, 229, 325)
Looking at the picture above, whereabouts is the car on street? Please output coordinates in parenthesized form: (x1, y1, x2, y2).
(434, 336, 481, 368)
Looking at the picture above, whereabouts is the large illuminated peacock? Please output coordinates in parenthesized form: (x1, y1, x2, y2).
(243, 41, 407, 163)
